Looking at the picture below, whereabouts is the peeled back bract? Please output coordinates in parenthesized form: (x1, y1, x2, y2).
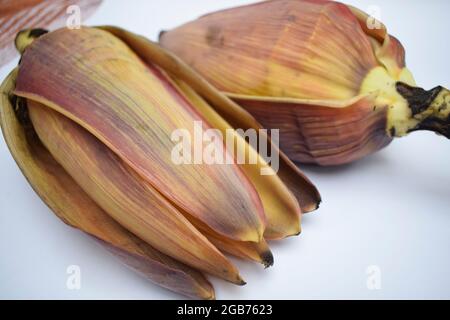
(160, 0, 449, 165)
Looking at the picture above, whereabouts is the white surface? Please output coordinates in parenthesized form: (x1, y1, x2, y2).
(0, 0, 449, 300)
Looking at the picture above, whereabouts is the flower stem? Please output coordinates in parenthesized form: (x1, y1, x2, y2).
(396, 82, 450, 138)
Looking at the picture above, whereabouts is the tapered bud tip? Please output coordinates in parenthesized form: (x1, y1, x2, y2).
(236, 276, 247, 286)
(193, 281, 216, 300)
(293, 223, 302, 237)
(261, 250, 274, 269)
(201, 289, 216, 300)
(298, 193, 321, 213)
(15, 28, 48, 54)
(315, 199, 322, 210)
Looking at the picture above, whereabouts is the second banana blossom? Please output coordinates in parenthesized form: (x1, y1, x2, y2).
(160, 0, 449, 166)
(0, 26, 320, 299)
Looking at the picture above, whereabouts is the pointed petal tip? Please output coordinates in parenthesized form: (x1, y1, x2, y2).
(302, 202, 320, 214)
(262, 250, 274, 269)
(295, 225, 302, 237)
(207, 292, 216, 300)
(236, 275, 246, 286)
(315, 199, 322, 210)
(285, 224, 302, 238)
(198, 287, 216, 300)
(263, 218, 301, 240)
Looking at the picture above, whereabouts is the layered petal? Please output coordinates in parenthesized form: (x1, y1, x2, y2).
(348, 5, 407, 77)
(230, 93, 392, 166)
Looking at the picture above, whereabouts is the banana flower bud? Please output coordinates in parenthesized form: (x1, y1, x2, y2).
(160, 0, 449, 165)
(0, 26, 320, 298)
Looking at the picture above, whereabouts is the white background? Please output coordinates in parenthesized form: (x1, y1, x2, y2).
(0, 0, 449, 299)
